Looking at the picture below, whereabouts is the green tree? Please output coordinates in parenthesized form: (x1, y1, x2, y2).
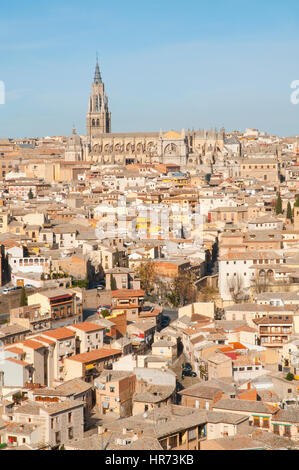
(275, 193, 283, 215)
(167, 292, 179, 308)
(114, 249, 120, 267)
(286, 372, 295, 381)
(20, 287, 28, 307)
(28, 189, 34, 199)
(72, 278, 88, 289)
(287, 202, 292, 220)
(294, 196, 299, 207)
(110, 275, 117, 291)
(100, 309, 111, 318)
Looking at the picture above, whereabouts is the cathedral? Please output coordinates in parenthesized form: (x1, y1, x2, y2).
(65, 59, 231, 167)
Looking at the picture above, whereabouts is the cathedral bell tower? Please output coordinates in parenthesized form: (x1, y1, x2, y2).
(86, 57, 111, 143)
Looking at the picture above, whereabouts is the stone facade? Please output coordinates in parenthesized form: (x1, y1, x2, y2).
(65, 60, 228, 168)
(65, 128, 84, 162)
(87, 128, 226, 168)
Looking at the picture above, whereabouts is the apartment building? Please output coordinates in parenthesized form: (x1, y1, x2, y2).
(94, 370, 136, 418)
(10, 304, 51, 333)
(64, 348, 122, 382)
(2, 399, 84, 449)
(179, 383, 223, 410)
(240, 158, 279, 183)
(40, 327, 77, 384)
(111, 289, 145, 322)
(254, 315, 294, 348)
(28, 289, 82, 327)
(68, 322, 105, 354)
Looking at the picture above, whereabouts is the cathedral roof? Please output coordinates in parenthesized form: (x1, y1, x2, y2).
(164, 130, 182, 140)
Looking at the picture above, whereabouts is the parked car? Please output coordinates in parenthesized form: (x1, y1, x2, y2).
(161, 315, 170, 327)
(97, 285, 105, 291)
(142, 306, 152, 312)
(181, 362, 192, 371)
(181, 369, 197, 379)
(2, 288, 11, 295)
(25, 284, 35, 289)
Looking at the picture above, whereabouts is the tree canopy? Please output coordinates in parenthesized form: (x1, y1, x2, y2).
(275, 193, 282, 215)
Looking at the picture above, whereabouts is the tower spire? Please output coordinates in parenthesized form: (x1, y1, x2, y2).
(94, 53, 102, 84)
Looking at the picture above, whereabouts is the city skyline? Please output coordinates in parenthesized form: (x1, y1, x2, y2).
(1, 0, 299, 138)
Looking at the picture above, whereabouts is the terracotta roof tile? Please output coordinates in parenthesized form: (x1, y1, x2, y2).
(19, 339, 45, 350)
(66, 348, 121, 364)
(69, 322, 105, 333)
(41, 328, 76, 341)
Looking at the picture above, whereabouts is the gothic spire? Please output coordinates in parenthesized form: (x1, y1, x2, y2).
(94, 54, 102, 84)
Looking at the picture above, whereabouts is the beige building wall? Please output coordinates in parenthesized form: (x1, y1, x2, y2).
(28, 293, 50, 314)
(151, 344, 176, 360)
(179, 303, 215, 319)
(64, 359, 83, 381)
(206, 420, 248, 440)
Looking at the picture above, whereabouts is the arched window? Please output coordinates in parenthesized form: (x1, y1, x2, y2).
(92, 119, 95, 127)
(99, 95, 102, 109)
(96, 119, 100, 127)
(95, 96, 98, 112)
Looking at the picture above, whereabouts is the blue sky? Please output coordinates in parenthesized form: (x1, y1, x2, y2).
(1, 0, 299, 137)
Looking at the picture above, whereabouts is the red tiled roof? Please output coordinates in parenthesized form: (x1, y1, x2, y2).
(70, 322, 105, 333)
(228, 342, 248, 350)
(217, 346, 234, 353)
(5, 346, 24, 355)
(66, 348, 122, 364)
(111, 289, 145, 298)
(41, 328, 76, 341)
(19, 339, 45, 350)
(33, 336, 56, 345)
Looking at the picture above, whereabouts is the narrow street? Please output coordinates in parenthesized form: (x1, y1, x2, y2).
(169, 352, 202, 393)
